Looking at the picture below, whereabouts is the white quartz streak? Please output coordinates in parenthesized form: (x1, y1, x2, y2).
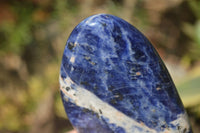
(60, 74, 190, 133)
(60, 75, 157, 133)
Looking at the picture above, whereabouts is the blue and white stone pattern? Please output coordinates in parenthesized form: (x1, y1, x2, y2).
(60, 14, 192, 133)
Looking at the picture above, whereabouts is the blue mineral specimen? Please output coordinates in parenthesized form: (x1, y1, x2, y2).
(59, 14, 192, 133)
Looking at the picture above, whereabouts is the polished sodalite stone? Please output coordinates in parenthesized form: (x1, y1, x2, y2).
(60, 14, 192, 133)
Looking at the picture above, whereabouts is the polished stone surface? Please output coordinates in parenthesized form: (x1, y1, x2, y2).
(60, 14, 192, 133)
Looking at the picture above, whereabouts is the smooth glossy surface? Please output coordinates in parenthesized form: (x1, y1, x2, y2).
(60, 14, 192, 133)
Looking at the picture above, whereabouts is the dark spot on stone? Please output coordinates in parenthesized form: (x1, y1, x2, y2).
(134, 49, 147, 62)
(67, 42, 75, 50)
(110, 99, 117, 104)
(114, 92, 124, 101)
(65, 87, 70, 91)
(94, 85, 99, 90)
(117, 94, 123, 101)
(95, 113, 100, 118)
(133, 106, 139, 111)
(99, 109, 102, 114)
(90, 110, 97, 116)
(80, 81, 89, 86)
(161, 124, 165, 130)
(177, 125, 181, 130)
(101, 22, 107, 27)
(108, 85, 114, 91)
(151, 121, 158, 127)
(82, 108, 100, 119)
(85, 45, 94, 53)
(83, 108, 90, 113)
(183, 128, 187, 133)
(155, 84, 161, 91)
(71, 86, 75, 90)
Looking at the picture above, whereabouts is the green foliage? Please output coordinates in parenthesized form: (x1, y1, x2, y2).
(0, 2, 34, 55)
(181, 1, 200, 62)
(188, 0, 200, 19)
(177, 67, 200, 106)
(0, 21, 32, 54)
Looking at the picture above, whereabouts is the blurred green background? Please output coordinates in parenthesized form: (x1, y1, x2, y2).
(0, 0, 200, 133)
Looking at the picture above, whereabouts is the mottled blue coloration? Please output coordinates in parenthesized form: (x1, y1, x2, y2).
(60, 14, 192, 133)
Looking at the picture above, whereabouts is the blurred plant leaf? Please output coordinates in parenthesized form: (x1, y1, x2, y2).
(182, 21, 200, 47)
(182, 20, 200, 62)
(188, 0, 200, 19)
(182, 22, 195, 41)
(177, 67, 200, 107)
(196, 21, 200, 47)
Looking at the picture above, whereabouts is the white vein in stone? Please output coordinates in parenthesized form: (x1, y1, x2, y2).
(60, 73, 191, 133)
(60, 75, 157, 133)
